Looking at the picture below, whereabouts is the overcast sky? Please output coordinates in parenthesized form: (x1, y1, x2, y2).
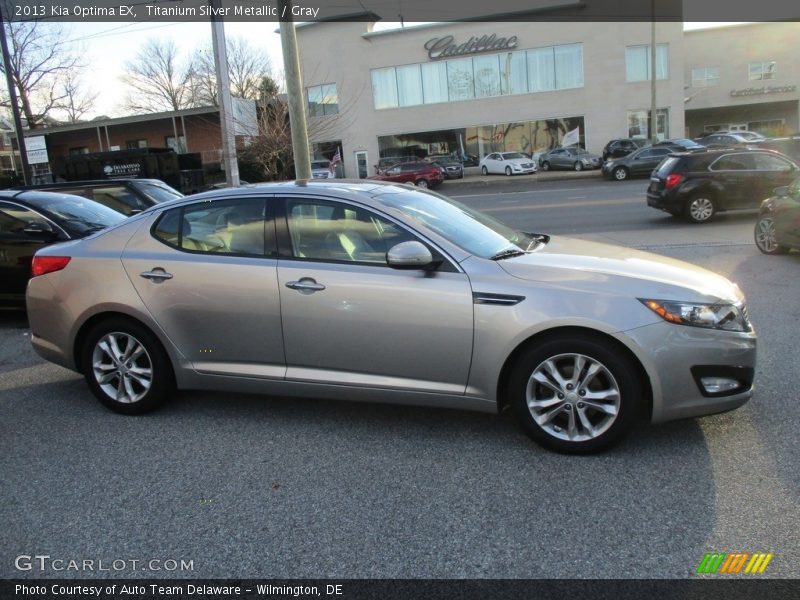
(66, 21, 742, 119)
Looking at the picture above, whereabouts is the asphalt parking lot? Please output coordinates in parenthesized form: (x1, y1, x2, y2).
(1, 178, 798, 580)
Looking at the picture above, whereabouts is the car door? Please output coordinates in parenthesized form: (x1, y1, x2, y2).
(484, 153, 500, 173)
(0, 201, 67, 306)
(753, 153, 799, 207)
(121, 196, 286, 378)
(552, 149, 568, 168)
(276, 196, 474, 394)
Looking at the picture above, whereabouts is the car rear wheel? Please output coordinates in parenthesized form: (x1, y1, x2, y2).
(508, 335, 643, 454)
(574, 161, 584, 171)
(754, 216, 788, 255)
(541, 161, 550, 171)
(505, 166, 513, 176)
(82, 318, 174, 414)
(415, 179, 429, 189)
(613, 167, 628, 181)
(481, 166, 488, 175)
(685, 194, 716, 223)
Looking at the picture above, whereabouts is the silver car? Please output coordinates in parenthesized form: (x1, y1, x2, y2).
(539, 146, 602, 171)
(26, 181, 756, 454)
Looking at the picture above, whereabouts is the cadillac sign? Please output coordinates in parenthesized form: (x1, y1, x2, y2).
(424, 34, 518, 60)
(730, 85, 796, 97)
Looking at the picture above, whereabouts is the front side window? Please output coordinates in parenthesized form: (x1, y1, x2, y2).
(286, 200, 416, 264)
(153, 198, 267, 256)
(626, 44, 669, 82)
(711, 154, 755, 171)
(754, 153, 794, 171)
(749, 62, 776, 81)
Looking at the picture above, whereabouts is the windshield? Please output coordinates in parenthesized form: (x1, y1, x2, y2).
(374, 188, 539, 258)
(136, 181, 183, 204)
(24, 193, 126, 234)
(311, 161, 331, 170)
(502, 152, 526, 160)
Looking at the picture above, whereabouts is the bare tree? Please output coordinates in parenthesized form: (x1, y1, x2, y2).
(54, 73, 98, 123)
(187, 36, 274, 106)
(122, 38, 191, 113)
(0, 21, 81, 128)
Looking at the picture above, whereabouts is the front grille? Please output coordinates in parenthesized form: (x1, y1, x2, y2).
(521, 163, 533, 168)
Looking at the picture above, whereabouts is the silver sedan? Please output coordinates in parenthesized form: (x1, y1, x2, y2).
(26, 181, 756, 454)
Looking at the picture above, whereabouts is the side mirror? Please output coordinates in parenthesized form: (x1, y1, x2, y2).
(387, 241, 435, 270)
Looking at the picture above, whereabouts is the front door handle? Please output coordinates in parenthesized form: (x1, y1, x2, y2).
(140, 269, 173, 281)
(286, 278, 326, 293)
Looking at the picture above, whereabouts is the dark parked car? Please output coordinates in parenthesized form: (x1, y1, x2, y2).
(539, 147, 602, 171)
(368, 161, 444, 189)
(696, 133, 751, 149)
(375, 156, 417, 174)
(9, 179, 183, 216)
(427, 157, 464, 179)
(696, 130, 766, 143)
(0, 191, 126, 308)
(646, 149, 800, 223)
(653, 138, 705, 151)
(754, 177, 800, 255)
(602, 146, 677, 181)
(602, 138, 648, 161)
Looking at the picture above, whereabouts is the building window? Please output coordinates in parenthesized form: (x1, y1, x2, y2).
(165, 135, 186, 153)
(396, 64, 423, 107)
(691, 67, 719, 87)
(307, 83, 339, 117)
(627, 108, 669, 141)
(370, 42, 584, 110)
(371, 68, 398, 110)
(626, 44, 669, 82)
(69, 147, 89, 155)
(127, 139, 147, 149)
(749, 62, 776, 81)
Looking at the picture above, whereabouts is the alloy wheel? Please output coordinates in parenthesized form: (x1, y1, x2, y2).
(574, 162, 584, 171)
(416, 179, 428, 188)
(688, 197, 714, 222)
(92, 332, 153, 404)
(526, 353, 621, 442)
(754, 216, 786, 254)
(614, 167, 628, 181)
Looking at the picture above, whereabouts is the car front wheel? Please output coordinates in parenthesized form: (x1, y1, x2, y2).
(508, 335, 643, 454)
(541, 161, 550, 171)
(415, 179, 429, 188)
(574, 161, 584, 171)
(613, 167, 628, 181)
(82, 318, 174, 414)
(685, 194, 716, 223)
(754, 216, 788, 254)
(505, 166, 513, 176)
(481, 166, 488, 175)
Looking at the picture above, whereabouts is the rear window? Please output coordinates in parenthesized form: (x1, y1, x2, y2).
(135, 182, 183, 204)
(655, 157, 679, 178)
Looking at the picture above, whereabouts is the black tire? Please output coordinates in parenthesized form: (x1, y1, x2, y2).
(481, 165, 488, 175)
(613, 166, 628, 181)
(415, 179, 429, 189)
(505, 166, 513, 176)
(684, 193, 716, 224)
(754, 216, 788, 255)
(541, 161, 551, 171)
(81, 318, 174, 414)
(508, 334, 644, 454)
(574, 161, 584, 172)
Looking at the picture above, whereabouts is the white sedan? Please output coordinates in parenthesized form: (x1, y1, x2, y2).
(480, 152, 537, 176)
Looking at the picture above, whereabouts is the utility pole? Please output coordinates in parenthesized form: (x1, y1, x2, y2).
(278, 0, 311, 180)
(650, 1, 658, 144)
(0, 12, 31, 184)
(209, 0, 239, 186)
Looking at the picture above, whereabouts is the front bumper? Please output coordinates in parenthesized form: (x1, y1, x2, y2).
(620, 320, 756, 423)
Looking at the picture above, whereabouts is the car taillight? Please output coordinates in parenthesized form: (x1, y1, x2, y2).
(31, 256, 71, 277)
(665, 173, 684, 189)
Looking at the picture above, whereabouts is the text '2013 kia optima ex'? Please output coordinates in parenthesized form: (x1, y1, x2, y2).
(26, 181, 756, 453)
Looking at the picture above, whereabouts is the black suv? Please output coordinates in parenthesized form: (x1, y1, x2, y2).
(602, 138, 647, 161)
(646, 149, 800, 223)
(8, 179, 183, 216)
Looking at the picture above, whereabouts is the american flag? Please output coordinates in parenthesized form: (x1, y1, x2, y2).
(331, 147, 341, 165)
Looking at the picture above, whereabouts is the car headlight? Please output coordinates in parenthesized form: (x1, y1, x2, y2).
(639, 299, 750, 332)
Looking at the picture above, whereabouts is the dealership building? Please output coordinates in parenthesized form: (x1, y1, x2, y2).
(297, 19, 799, 178)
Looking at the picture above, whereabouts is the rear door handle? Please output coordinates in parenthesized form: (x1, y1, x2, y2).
(140, 269, 173, 281)
(286, 278, 326, 293)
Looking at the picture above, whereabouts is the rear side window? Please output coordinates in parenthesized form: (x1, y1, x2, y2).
(655, 157, 679, 177)
(153, 198, 269, 256)
(90, 186, 147, 216)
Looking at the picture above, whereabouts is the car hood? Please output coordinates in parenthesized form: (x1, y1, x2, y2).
(497, 236, 743, 304)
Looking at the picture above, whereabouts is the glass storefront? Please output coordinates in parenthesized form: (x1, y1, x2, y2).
(627, 108, 669, 142)
(377, 116, 586, 161)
